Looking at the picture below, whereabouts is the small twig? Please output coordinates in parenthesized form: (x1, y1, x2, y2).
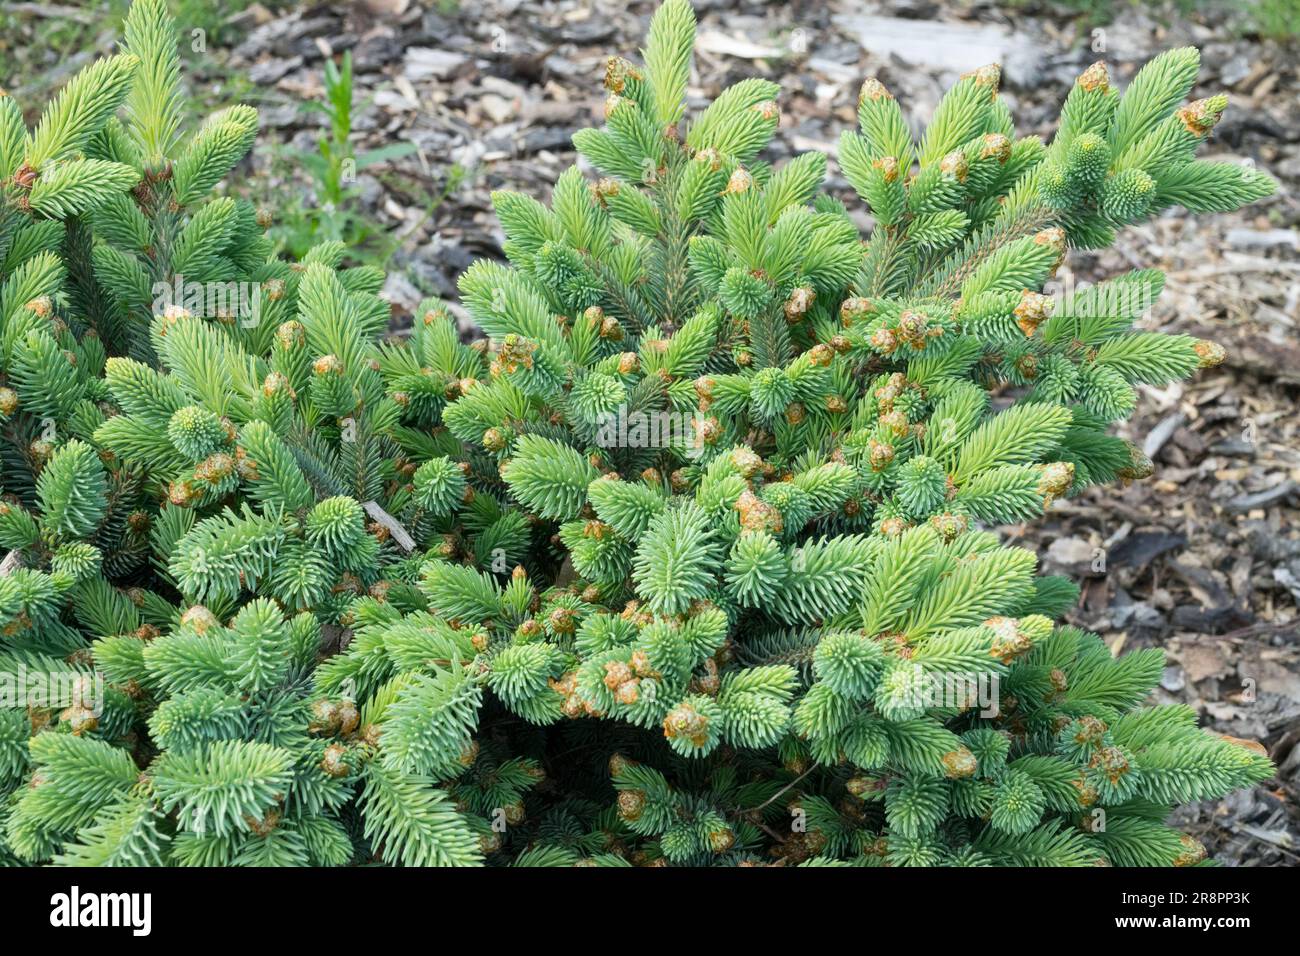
(1226, 823, 1300, 863)
(1, 2, 96, 23)
(737, 763, 818, 815)
(361, 500, 416, 552)
(1165, 261, 1300, 279)
(1174, 621, 1298, 644)
(1221, 620, 1299, 642)
(755, 820, 791, 847)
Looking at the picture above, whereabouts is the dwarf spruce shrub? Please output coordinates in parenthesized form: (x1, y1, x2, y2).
(0, 0, 1276, 866)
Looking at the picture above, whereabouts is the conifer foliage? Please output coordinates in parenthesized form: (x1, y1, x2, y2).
(0, 0, 1277, 867)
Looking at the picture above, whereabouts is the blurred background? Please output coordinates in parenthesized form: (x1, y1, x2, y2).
(2, 0, 1297, 864)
